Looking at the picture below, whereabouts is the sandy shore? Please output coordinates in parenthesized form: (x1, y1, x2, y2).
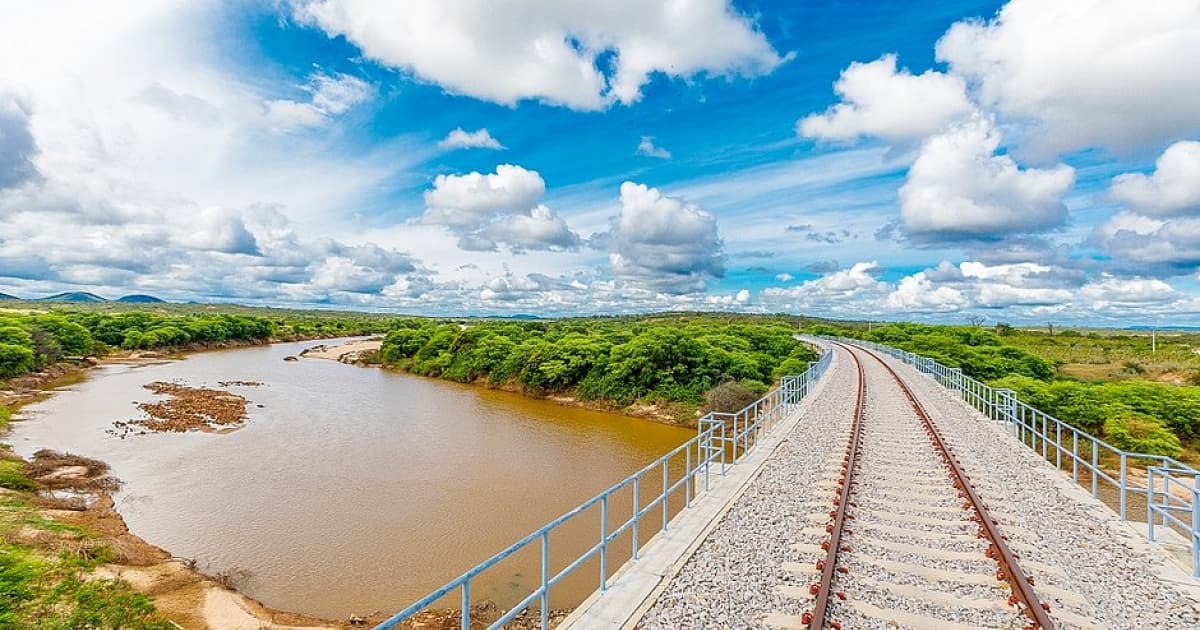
(300, 338, 382, 363)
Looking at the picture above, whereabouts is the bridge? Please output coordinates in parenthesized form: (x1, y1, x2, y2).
(377, 338, 1200, 629)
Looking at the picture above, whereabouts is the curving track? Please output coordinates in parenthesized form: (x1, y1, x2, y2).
(777, 343, 1065, 630)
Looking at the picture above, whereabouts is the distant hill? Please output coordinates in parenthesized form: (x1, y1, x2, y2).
(37, 291, 108, 303)
(116, 294, 166, 303)
(0, 292, 17, 300)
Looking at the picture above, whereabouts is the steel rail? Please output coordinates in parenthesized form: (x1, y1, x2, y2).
(806, 342, 865, 629)
(857, 345, 1056, 630)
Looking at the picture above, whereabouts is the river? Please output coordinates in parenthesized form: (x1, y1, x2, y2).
(8, 338, 693, 619)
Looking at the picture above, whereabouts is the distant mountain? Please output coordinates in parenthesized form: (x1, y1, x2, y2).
(37, 291, 108, 303)
(0, 292, 17, 300)
(116, 294, 166, 303)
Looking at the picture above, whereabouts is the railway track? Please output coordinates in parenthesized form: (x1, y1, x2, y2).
(769, 343, 1065, 630)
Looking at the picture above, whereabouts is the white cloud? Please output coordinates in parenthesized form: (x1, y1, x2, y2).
(761, 261, 890, 315)
(936, 0, 1200, 157)
(481, 204, 581, 252)
(898, 116, 1075, 239)
(423, 164, 547, 227)
(438, 127, 503, 150)
(798, 54, 973, 143)
(774, 272, 792, 282)
(421, 164, 580, 252)
(1079, 275, 1178, 309)
(1094, 211, 1200, 271)
(1110, 140, 1200, 216)
(636, 136, 671, 159)
(608, 181, 725, 293)
(0, 93, 39, 189)
(293, 0, 790, 110)
(0, 3, 434, 306)
(262, 71, 371, 132)
(959, 260, 1073, 306)
(886, 271, 968, 312)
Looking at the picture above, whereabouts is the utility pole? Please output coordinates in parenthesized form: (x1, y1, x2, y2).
(1152, 327, 1157, 354)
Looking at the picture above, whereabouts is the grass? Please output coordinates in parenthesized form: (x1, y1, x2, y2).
(1003, 329, 1200, 384)
(0, 459, 34, 491)
(0, 448, 174, 629)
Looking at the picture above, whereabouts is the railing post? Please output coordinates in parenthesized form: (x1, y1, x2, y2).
(1072, 433, 1079, 483)
(1056, 422, 1062, 470)
(632, 477, 640, 559)
(685, 446, 692, 507)
(995, 389, 1016, 429)
(599, 495, 608, 591)
(1091, 439, 1099, 498)
(1148, 467, 1157, 542)
(1193, 479, 1199, 578)
(540, 532, 550, 629)
(661, 460, 669, 533)
(1120, 452, 1127, 521)
(461, 581, 470, 630)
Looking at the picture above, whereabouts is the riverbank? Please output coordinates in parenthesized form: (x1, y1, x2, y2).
(303, 338, 698, 427)
(4, 336, 629, 628)
(0, 337, 377, 628)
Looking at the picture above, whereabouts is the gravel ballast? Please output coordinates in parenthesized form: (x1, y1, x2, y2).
(637, 349, 856, 629)
(869, 347, 1200, 629)
(637, 344, 1200, 629)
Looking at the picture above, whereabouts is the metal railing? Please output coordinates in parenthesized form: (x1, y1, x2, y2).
(830, 336, 1200, 577)
(375, 341, 833, 629)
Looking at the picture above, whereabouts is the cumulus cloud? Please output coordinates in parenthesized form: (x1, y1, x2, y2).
(898, 116, 1075, 240)
(421, 164, 580, 252)
(1110, 140, 1200, 216)
(0, 4, 436, 307)
(958, 261, 1074, 306)
(1095, 211, 1200, 272)
(936, 0, 1200, 157)
(636, 136, 671, 159)
(0, 93, 39, 189)
(1079, 275, 1179, 309)
(438, 127, 503, 150)
(608, 181, 725, 293)
(262, 71, 371, 132)
(798, 54, 973, 143)
(886, 270, 968, 313)
(293, 0, 790, 110)
(761, 261, 890, 315)
(1096, 142, 1200, 273)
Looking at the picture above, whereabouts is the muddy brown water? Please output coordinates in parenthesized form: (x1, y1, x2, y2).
(9, 338, 693, 619)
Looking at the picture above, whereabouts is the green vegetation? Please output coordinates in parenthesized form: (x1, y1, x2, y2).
(807, 322, 1054, 381)
(806, 321, 1200, 460)
(0, 303, 391, 382)
(378, 314, 819, 422)
(0, 481, 172, 629)
(998, 327, 1200, 384)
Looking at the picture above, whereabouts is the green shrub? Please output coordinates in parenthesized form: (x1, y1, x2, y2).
(1103, 413, 1182, 458)
(0, 459, 34, 491)
(0, 343, 35, 378)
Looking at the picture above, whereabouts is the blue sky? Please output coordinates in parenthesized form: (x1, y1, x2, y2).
(1, 1, 1199, 325)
